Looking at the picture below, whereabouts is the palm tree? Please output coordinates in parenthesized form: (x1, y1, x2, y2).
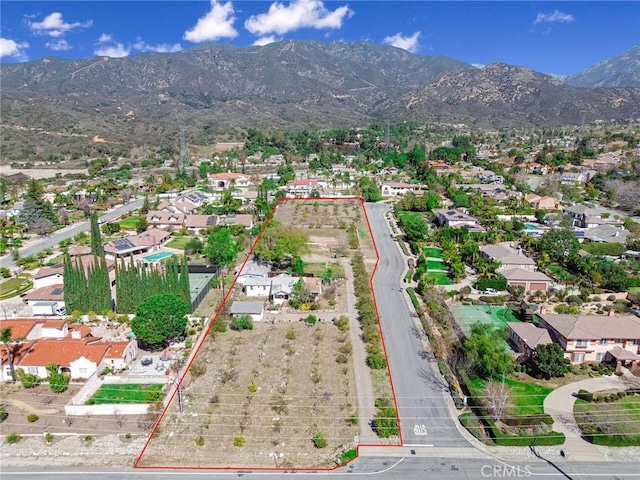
(1, 327, 16, 381)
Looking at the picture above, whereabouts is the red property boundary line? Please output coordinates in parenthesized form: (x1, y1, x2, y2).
(133, 197, 403, 471)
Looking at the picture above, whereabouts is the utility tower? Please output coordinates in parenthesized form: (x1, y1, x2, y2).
(385, 120, 390, 152)
(179, 125, 188, 169)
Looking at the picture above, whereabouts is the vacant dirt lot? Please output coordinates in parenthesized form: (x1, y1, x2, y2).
(138, 321, 359, 468)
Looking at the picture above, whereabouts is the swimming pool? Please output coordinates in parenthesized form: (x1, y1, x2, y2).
(143, 251, 174, 262)
(523, 223, 540, 230)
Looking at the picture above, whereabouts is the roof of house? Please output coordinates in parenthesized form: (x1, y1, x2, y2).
(502, 268, 552, 282)
(245, 277, 272, 287)
(271, 274, 298, 295)
(185, 215, 218, 228)
(146, 211, 186, 224)
(67, 246, 92, 256)
(230, 301, 264, 315)
(218, 214, 253, 228)
(104, 341, 132, 358)
(42, 320, 67, 330)
(19, 338, 110, 367)
(584, 225, 630, 244)
(35, 255, 114, 279)
(287, 179, 318, 187)
(239, 262, 269, 278)
(507, 322, 553, 350)
(68, 324, 92, 338)
(383, 182, 426, 189)
(607, 346, 639, 361)
(480, 245, 536, 266)
(22, 284, 65, 301)
(0, 320, 39, 340)
(208, 172, 249, 181)
(304, 277, 323, 294)
(539, 313, 640, 340)
(433, 208, 478, 223)
(564, 204, 592, 216)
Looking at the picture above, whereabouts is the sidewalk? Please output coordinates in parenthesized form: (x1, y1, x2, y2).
(543, 375, 629, 461)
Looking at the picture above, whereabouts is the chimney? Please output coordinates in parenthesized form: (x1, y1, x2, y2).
(608, 308, 615, 317)
(539, 305, 547, 315)
(71, 330, 81, 339)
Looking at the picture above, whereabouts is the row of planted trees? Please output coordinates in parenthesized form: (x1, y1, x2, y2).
(63, 213, 191, 314)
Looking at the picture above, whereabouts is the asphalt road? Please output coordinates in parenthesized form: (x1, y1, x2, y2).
(0, 199, 144, 269)
(2, 456, 639, 480)
(365, 203, 467, 448)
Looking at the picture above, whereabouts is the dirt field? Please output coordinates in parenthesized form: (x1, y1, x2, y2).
(0, 383, 155, 437)
(137, 321, 359, 468)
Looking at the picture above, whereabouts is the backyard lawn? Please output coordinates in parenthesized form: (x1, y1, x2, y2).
(119, 216, 143, 230)
(575, 394, 640, 446)
(87, 383, 164, 404)
(0, 274, 33, 299)
(427, 271, 453, 285)
(165, 236, 192, 250)
(424, 246, 443, 259)
(426, 260, 447, 270)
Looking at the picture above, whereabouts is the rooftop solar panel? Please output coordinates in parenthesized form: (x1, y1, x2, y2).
(51, 287, 64, 295)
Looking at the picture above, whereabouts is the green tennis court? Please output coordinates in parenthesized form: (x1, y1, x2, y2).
(452, 304, 520, 335)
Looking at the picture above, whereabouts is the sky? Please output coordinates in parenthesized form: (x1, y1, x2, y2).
(0, 1, 638, 75)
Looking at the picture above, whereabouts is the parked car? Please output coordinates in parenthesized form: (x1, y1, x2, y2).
(141, 357, 153, 366)
(630, 306, 640, 318)
(484, 288, 499, 294)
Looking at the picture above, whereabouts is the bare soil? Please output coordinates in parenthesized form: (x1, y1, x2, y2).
(137, 321, 359, 468)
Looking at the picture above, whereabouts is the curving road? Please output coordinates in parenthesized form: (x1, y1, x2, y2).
(365, 203, 467, 447)
(0, 199, 144, 269)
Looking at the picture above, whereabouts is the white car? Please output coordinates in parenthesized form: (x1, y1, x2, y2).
(630, 306, 640, 318)
(484, 288, 499, 294)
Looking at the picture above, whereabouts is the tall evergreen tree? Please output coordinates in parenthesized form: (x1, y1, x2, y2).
(89, 213, 105, 257)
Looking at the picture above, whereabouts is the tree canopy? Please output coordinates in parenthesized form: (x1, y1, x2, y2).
(204, 228, 238, 267)
(530, 343, 571, 380)
(538, 228, 579, 263)
(131, 294, 188, 349)
(254, 220, 308, 265)
(463, 322, 513, 379)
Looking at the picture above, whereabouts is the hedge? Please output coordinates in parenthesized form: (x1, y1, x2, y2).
(474, 276, 507, 292)
(580, 242, 626, 256)
(407, 287, 420, 310)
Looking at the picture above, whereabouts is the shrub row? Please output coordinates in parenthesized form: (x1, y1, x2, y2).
(478, 295, 509, 304)
(578, 388, 638, 403)
(351, 254, 386, 370)
(406, 287, 420, 310)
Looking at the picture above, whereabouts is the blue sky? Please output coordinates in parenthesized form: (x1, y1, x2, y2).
(1, 1, 638, 75)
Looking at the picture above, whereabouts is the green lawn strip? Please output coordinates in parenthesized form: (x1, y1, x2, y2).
(423, 247, 444, 259)
(574, 395, 640, 446)
(406, 287, 420, 310)
(459, 412, 487, 441)
(426, 260, 446, 270)
(303, 262, 327, 276)
(426, 272, 453, 285)
(119, 216, 143, 230)
(397, 211, 425, 223)
(405, 268, 414, 283)
(87, 383, 163, 404)
(165, 236, 191, 250)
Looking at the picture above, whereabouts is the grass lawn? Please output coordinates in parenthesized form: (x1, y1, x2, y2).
(426, 260, 446, 270)
(87, 383, 164, 404)
(575, 395, 640, 446)
(119, 216, 143, 230)
(397, 211, 425, 224)
(165, 236, 191, 250)
(427, 271, 453, 285)
(629, 287, 640, 295)
(424, 246, 443, 259)
(0, 274, 33, 299)
(469, 377, 553, 416)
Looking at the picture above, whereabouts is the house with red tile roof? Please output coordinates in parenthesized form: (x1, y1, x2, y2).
(208, 172, 251, 190)
(22, 284, 65, 308)
(34, 255, 114, 289)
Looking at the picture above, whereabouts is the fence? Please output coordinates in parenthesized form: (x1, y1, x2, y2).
(64, 403, 149, 416)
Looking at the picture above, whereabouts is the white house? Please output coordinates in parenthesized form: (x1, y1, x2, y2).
(208, 173, 251, 190)
(381, 182, 429, 197)
(230, 301, 264, 322)
(270, 274, 299, 305)
(103, 341, 138, 370)
(244, 277, 271, 298)
(236, 261, 269, 286)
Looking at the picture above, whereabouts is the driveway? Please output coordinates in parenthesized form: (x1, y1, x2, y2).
(543, 375, 630, 461)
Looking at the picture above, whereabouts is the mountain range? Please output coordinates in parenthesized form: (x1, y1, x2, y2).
(1, 41, 639, 160)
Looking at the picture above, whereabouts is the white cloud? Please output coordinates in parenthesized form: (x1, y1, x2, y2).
(184, 0, 238, 42)
(29, 12, 92, 37)
(133, 39, 182, 53)
(533, 10, 574, 25)
(46, 39, 72, 51)
(252, 35, 280, 46)
(245, 0, 353, 36)
(98, 33, 113, 43)
(0, 37, 29, 61)
(95, 43, 130, 58)
(382, 31, 420, 54)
